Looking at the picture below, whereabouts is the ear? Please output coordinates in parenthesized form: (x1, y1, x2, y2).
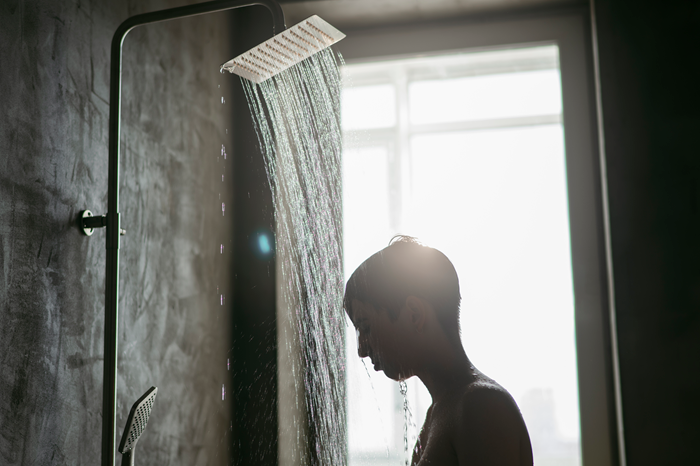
(404, 295, 428, 332)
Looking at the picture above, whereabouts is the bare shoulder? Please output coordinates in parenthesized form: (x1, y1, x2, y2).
(458, 376, 520, 419)
(450, 375, 533, 466)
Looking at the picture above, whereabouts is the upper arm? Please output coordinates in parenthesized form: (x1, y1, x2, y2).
(453, 389, 526, 466)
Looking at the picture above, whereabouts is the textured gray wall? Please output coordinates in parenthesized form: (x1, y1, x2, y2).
(0, 0, 241, 463)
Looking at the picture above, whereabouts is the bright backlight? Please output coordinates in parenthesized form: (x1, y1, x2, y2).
(342, 45, 581, 466)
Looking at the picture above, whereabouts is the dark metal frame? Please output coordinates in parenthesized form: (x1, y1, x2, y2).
(90, 2, 286, 465)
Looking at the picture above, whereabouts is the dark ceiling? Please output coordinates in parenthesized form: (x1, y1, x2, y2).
(278, 0, 585, 29)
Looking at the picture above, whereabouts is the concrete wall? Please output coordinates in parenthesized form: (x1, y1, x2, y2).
(0, 1, 243, 463)
(593, 0, 700, 464)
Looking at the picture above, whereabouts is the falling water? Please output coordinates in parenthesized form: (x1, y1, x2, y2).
(241, 48, 346, 465)
(361, 359, 392, 460)
(399, 381, 418, 466)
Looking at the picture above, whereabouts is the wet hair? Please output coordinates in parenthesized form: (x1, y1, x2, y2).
(343, 235, 462, 344)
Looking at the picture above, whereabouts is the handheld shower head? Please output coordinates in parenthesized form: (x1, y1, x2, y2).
(220, 15, 345, 83)
(118, 386, 158, 466)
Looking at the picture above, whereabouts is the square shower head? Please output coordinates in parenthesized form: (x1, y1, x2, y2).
(118, 386, 158, 455)
(220, 15, 345, 84)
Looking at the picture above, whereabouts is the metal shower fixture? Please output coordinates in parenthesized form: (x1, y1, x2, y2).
(220, 15, 345, 83)
(118, 387, 158, 466)
(82, 2, 344, 465)
(79, 2, 286, 465)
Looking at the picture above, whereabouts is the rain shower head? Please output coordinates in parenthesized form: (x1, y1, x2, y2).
(220, 15, 345, 83)
(118, 386, 157, 466)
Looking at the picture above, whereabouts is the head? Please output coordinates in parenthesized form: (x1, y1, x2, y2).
(344, 236, 462, 380)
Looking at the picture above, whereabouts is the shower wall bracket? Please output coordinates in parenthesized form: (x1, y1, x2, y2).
(98, 2, 285, 466)
(80, 210, 126, 237)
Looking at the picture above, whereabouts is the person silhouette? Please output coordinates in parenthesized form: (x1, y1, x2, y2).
(344, 236, 533, 466)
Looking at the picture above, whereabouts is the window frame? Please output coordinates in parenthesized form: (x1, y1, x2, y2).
(336, 10, 624, 466)
(342, 46, 565, 236)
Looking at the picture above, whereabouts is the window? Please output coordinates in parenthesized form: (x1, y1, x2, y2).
(342, 45, 581, 466)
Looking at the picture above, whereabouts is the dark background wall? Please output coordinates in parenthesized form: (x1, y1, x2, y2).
(593, 0, 700, 464)
(0, 0, 260, 463)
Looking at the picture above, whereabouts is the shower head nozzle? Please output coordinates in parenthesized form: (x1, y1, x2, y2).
(118, 386, 158, 459)
(220, 15, 345, 84)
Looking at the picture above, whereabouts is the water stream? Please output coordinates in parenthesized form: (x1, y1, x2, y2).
(241, 48, 347, 465)
(239, 47, 424, 466)
(399, 381, 418, 466)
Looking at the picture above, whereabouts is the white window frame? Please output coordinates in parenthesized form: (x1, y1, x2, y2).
(342, 46, 564, 234)
(336, 10, 625, 466)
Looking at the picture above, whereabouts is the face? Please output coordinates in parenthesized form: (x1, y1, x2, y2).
(348, 299, 414, 381)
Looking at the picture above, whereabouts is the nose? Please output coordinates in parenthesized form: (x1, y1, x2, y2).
(356, 329, 370, 358)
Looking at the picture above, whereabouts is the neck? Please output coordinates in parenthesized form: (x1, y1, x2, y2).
(415, 341, 475, 402)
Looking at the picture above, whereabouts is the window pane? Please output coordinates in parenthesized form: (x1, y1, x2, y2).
(342, 146, 392, 278)
(342, 85, 396, 130)
(342, 46, 581, 466)
(407, 125, 581, 464)
(409, 69, 562, 125)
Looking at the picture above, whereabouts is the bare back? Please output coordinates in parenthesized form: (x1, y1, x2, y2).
(412, 374, 533, 466)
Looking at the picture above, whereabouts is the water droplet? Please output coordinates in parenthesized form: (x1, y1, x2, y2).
(222, 202, 225, 215)
(398, 380, 417, 462)
(218, 84, 220, 88)
(221, 244, 224, 254)
(221, 97, 225, 104)
(222, 174, 224, 182)
(220, 294, 224, 305)
(222, 384, 225, 400)
(227, 358, 230, 370)
(225, 129, 228, 134)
